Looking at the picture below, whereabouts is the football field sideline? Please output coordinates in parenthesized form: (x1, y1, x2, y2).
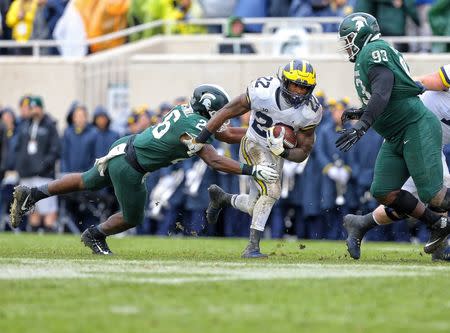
(1, 257, 450, 284)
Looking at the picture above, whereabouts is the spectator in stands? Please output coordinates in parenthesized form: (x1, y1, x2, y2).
(269, 0, 292, 17)
(316, 99, 352, 240)
(406, 0, 434, 53)
(6, 0, 40, 54)
(158, 102, 172, 118)
(0, 117, 7, 181)
(92, 105, 119, 159)
(198, 0, 236, 33)
(31, 0, 49, 44)
(125, 105, 153, 135)
(218, 16, 256, 54)
(53, 0, 88, 57)
(128, 0, 167, 41)
(428, 0, 450, 52)
(87, 0, 130, 53)
(33, 0, 67, 55)
(234, 0, 269, 33)
(0, 0, 13, 55)
(17, 95, 32, 125)
(173, 96, 188, 106)
(184, 154, 217, 236)
(289, 0, 351, 32)
(61, 105, 96, 173)
(166, 0, 206, 35)
(61, 104, 98, 230)
(14, 96, 60, 232)
(355, 0, 419, 52)
(0, 107, 19, 220)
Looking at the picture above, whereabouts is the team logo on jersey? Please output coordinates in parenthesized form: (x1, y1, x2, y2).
(200, 93, 216, 111)
(351, 16, 367, 32)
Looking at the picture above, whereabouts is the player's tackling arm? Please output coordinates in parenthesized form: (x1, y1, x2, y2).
(196, 144, 279, 183)
(214, 126, 247, 144)
(282, 127, 315, 163)
(416, 66, 450, 91)
(195, 93, 250, 143)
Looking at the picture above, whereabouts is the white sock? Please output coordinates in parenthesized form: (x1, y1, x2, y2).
(232, 194, 250, 214)
(250, 196, 276, 231)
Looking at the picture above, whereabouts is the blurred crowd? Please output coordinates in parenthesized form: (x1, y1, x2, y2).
(2, 91, 450, 243)
(0, 0, 449, 56)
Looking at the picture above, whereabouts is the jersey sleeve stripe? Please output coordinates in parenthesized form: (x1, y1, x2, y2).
(439, 66, 450, 88)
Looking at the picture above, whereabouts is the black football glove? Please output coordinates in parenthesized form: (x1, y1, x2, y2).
(335, 121, 369, 152)
(341, 107, 365, 124)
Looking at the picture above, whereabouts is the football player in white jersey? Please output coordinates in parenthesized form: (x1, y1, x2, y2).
(343, 64, 450, 261)
(184, 59, 323, 258)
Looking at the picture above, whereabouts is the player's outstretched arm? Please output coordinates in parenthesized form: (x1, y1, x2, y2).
(196, 93, 250, 142)
(214, 127, 247, 144)
(197, 144, 278, 183)
(416, 69, 450, 91)
(281, 127, 315, 163)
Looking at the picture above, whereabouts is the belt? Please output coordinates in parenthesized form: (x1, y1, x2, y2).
(124, 135, 147, 174)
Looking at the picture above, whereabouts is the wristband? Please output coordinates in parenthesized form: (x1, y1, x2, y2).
(280, 149, 289, 159)
(196, 128, 213, 143)
(240, 163, 253, 175)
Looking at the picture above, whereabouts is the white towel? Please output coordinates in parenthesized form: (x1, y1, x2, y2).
(94, 143, 127, 176)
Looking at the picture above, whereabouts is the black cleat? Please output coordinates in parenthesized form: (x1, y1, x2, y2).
(241, 245, 268, 259)
(431, 237, 450, 262)
(81, 227, 113, 255)
(343, 214, 368, 260)
(10, 185, 35, 228)
(206, 185, 232, 224)
(425, 217, 450, 254)
(241, 229, 268, 259)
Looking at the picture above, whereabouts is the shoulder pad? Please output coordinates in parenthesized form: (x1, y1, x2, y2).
(247, 76, 279, 102)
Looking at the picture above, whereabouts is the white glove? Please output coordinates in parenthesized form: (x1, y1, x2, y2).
(252, 164, 279, 183)
(327, 166, 340, 181)
(181, 133, 205, 156)
(336, 167, 351, 184)
(267, 126, 285, 156)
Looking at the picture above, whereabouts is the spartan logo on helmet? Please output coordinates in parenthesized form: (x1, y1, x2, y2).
(190, 84, 231, 120)
(199, 93, 216, 111)
(339, 12, 380, 63)
(352, 15, 367, 32)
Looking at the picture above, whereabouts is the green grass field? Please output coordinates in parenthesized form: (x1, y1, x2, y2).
(1, 234, 450, 333)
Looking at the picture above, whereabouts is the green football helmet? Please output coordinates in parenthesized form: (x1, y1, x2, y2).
(338, 12, 381, 63)
(190, 84, 231, 119)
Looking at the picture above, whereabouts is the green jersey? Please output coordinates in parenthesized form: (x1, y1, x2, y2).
(133, 105, 212, 172)
(355, 39, 424, 139)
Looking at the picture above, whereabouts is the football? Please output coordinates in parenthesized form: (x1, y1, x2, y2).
(273, 123, 298, 149)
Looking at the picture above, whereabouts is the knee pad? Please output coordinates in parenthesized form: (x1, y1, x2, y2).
(262, 182, 281, 201)
(389, 190, 419, 216)
(384, 206, 406, 221)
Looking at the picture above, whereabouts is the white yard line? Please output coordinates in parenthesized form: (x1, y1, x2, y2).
(0, 258, 449, 284)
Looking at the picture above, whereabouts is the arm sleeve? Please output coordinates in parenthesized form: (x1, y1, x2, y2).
(358, 65, 394, 128)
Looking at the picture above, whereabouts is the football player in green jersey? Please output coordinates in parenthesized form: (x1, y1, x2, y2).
(335, 12, 450, 256)
(9, 84, 279, 255)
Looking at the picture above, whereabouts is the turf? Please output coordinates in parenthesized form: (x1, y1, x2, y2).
(0, 234, 449, 333)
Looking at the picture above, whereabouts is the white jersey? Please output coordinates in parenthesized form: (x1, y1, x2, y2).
(420, 64, 450, 145)
(245, 76, 323, 147)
